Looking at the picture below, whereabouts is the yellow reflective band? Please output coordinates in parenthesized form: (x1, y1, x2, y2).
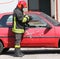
(15, 45, 21, 48)
(12, 28, 24, 33)
(22, 17, 27, 23)
(12, 16, 24, 33)
(14, 16, 16, 29)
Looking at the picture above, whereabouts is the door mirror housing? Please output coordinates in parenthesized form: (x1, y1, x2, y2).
(46, 24, 52, 29)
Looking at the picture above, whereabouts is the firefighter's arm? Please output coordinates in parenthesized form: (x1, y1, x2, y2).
(22, 15, 30, 23)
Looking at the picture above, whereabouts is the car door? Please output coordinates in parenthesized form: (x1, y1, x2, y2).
(0, 15, 15, 46)
(23, 14, 56, 47)
(0, 14, 14, 36)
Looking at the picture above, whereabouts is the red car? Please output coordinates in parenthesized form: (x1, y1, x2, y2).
(0, 11, 60, 54)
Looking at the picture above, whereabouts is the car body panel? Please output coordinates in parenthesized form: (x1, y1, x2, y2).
(0, 11, 60, 48)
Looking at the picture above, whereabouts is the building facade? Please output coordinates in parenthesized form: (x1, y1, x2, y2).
(0, 0, 60, 22)
(27, 0, 60, 22)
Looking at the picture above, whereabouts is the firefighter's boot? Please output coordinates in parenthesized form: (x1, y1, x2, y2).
(14, 48, 24, 57)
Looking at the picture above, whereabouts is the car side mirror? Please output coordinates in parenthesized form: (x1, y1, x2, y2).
(46, 24, 52, 29)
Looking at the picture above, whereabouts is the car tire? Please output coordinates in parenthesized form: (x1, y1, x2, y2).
(2, 48, 9, 53)
(0, 41, 4, 54)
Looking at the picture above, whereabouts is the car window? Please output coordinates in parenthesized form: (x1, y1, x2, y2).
(28, 14, 47, 27)
(6, 15, 13, 23)
(40, 12, 60, 26)
(0, 15, 13, 27)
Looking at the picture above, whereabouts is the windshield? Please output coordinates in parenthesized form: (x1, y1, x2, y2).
(40, 12, 60, 26)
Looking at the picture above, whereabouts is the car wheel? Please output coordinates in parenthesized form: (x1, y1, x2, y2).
(2, 48, 9, 53)
(0, 41, 4, 54)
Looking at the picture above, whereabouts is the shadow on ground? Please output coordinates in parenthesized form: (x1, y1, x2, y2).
(1, 49, 60, 57)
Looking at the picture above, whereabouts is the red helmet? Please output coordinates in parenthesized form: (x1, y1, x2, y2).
(17, 0, 27, 9)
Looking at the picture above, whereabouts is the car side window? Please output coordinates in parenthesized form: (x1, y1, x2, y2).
(28, 14, 47, 27)
(0, 15, 13, 27)
(6, 15, 13, 27)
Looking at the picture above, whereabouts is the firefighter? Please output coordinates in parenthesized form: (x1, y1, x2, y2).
(12, 0, 30, 57)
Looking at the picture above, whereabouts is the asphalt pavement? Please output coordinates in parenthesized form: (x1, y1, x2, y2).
(0, 48, 60, 59)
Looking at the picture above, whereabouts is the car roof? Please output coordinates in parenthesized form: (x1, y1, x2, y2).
(24, 11, 42, 15)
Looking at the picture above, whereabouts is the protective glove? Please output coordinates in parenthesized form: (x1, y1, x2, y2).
(22, 17, 27, 23)
(22, 15, 30, 23)
(24, 15, 30, 20)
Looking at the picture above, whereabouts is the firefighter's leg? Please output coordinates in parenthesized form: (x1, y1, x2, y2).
(14, 33, 24, 57)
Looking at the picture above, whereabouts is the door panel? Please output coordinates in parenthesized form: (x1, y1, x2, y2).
(21, 14, 57, 47)
(23, 27, 56, 47)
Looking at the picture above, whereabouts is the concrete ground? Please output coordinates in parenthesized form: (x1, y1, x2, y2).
(0, 48, 60, 59)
